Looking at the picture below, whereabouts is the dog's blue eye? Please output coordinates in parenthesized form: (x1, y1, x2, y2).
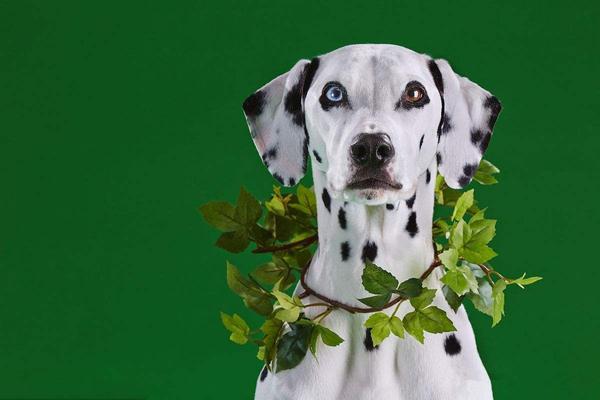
(326, 85, 343, 102)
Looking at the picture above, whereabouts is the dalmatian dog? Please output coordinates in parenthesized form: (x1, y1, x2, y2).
(242, 44, 501, 400)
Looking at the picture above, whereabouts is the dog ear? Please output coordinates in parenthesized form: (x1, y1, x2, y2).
(430, 59, 502, 189)
(242, 59, 319, 187)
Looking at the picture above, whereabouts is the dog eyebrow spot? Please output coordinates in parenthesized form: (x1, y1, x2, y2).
(322, 188, 331, 212)
(340, 241, 351, 261)
(405, 212, 419, 237)
(364, 328, 379, 351)
(405, 194, 416, 209)
(386, 203, 394, 210)
(444, 334, 462, 356)
(242, 90, 266, 118)
(260, 365, 268, 381)
(419, 134, 425, 150)
(312, 150, 322, 163)
(361, 241, 378, 263)
(338, 207, 347, 229)
(426, 169, 431, 184)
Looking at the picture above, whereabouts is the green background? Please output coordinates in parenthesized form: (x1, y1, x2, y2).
(1, 0, 598, 398)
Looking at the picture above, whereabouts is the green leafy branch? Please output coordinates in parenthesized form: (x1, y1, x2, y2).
(201, 159, 542, 372)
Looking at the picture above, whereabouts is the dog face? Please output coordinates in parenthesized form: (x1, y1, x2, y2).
(243, 44, 501, 205)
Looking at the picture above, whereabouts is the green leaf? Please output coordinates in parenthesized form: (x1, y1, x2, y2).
(394, 278, 423, 298)
(452, 189, 474, 221)
(473, 159, 500, 185)
(361, 262, 400, 295)
(409, 288, 436, 310)
(215, 229, 250, 253)
(510, 273, 543, 288)
(439, 248, 459, 269)
(364, 312, 389, 328)
(260, 318, 283, 365)
(418, 306, 456, 333)
(275, 307, 301, 322)
(235, 187, 262, 226)
(297, 185, 317, 217)
(389, 316, 404, 338)
(442, 285, 464, 312)
(358, 293, 392, 308)
(403, 311, 424, 343)
(462, 244, 497, 264)
(272, 290, 302, 310)
(265, 196, 286, 216)
(220, 312, 250, 345)
(365, 312, 391, 346)
(441, 265, 478, 296)
(449, 219, 472, 250)
(276, 323, 313, 372)
(251, 258, 294, 286)
(492, 280, 507, 327)
(469, 279, 493, 317)
(199, 201, 241, 232)
(318, 326, 344, 346)
(226, 262, 273, 316)
(469, 219, 496, 246)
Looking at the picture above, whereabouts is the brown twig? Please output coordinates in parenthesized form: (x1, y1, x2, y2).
(252, 234, 318, 254)
(298, 255, 444, 314)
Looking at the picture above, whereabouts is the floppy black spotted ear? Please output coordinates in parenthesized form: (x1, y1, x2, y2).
(430, 59, 502, 189)
(242, 58, 319, 187)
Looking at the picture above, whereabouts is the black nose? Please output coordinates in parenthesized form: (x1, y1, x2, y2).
(350, 133, 395, 168)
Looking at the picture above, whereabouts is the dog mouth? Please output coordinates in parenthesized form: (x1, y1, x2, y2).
(346, 177, 402, 191)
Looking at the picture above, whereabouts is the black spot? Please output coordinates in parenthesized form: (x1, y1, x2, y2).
(484, 96, 502, 131)
(470, 129, 484, 145)
(419, 134, 424, 150)
(288, 177, 296, 186)
(396, 81, 430, 110)
(302, 136, 309, 174)
(242, 90, 266, 118)
(405, 194, 416, 208)
(426, 169, 431, 184)
(302, 58, 320, 99)
(284, 81, 304, 127)
(340, 241, 350, 261)
(312, 150, 322, 163)
(262, 147, 278, 167)
(463, 163, 477, 178)
(436, 152, 442, 165)
(361, 241, 378, 263)
(322, 188, 331, 212)
(338, 207, 347, 229)
(458, 176, 471, 187)
(441, 113, 452, 134)
(428, 60, 444, 94)
(444, 334, 462, 356)
(479, 132, 491, 153)
(260, 365, 268, 381)
(364, 328, 378, 351)
(428, 60, 446, 142)
(386, 203, 394, 210)
(405, 211, 419, 237)
(272, 173, 285, 185)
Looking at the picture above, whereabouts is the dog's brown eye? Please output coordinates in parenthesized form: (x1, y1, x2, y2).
(405, 87, 424, 102)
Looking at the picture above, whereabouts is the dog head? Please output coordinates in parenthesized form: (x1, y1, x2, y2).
(242, 44, 501, 205)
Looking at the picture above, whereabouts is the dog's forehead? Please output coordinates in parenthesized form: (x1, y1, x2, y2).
(316, 44, 430, 83)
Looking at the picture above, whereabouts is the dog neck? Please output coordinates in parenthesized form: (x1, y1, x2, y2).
(304, 159, 437, 307)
